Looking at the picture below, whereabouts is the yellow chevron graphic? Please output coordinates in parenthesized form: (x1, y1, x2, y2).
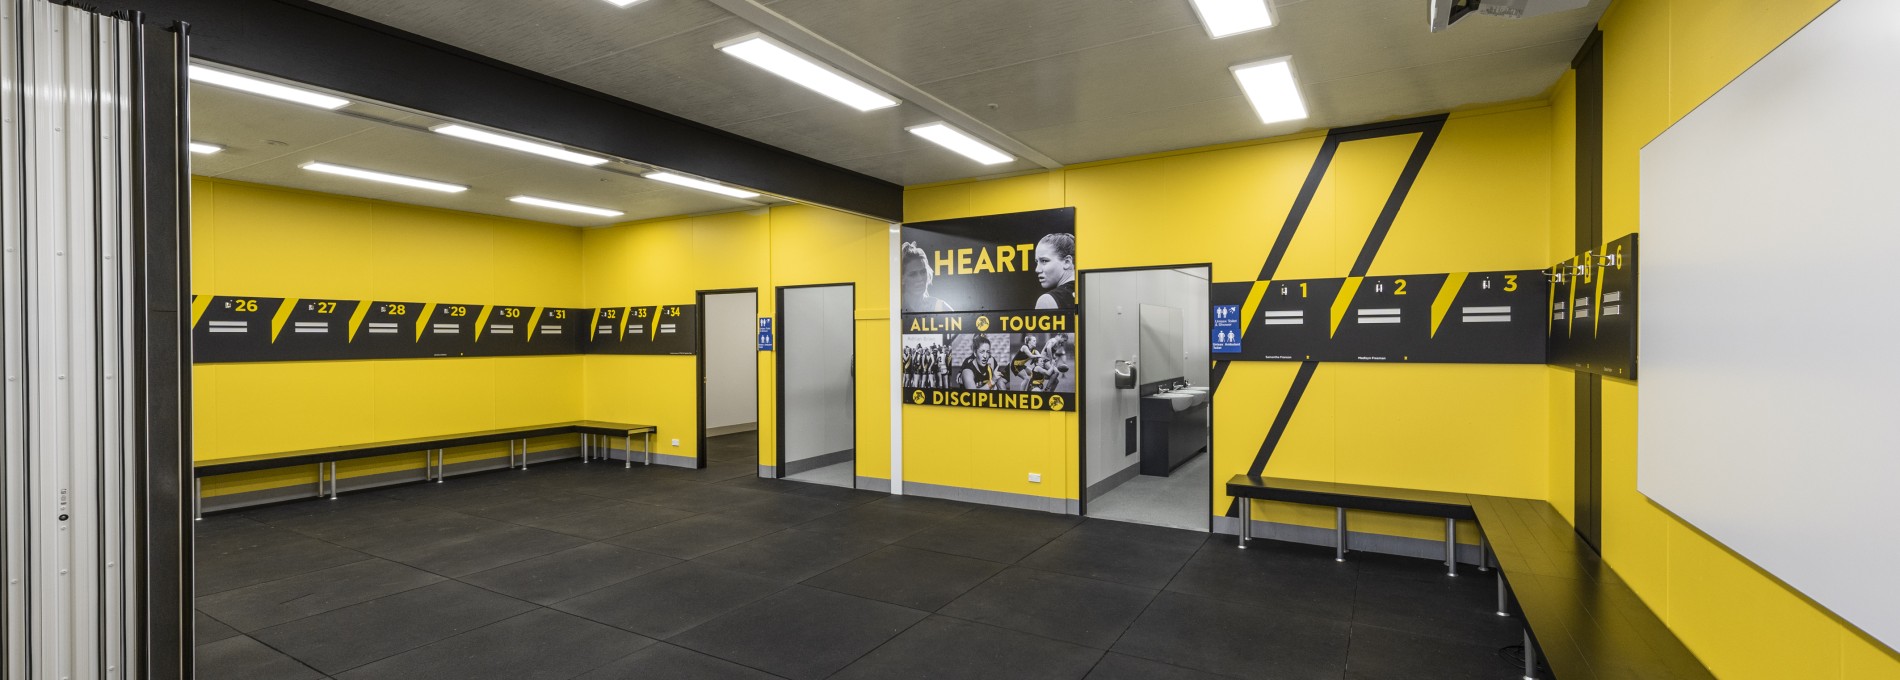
(269, 298, 300, 343)
(1239, 280, 1271, 339)
(526, 307, 543, 342)
(1429, 273, 1467, 338)
(347, 301, 371, 342)
(414, 303, 436, 342)
(190, 295, 213, 331)
(1592, 259, 1607, 338)
(473, 305, 492, 342)
(619, 307, 632, 341)
(1329, 277, 1363, 338)
(1547, 267, 1558, 335)
(589, 308, 603, 341)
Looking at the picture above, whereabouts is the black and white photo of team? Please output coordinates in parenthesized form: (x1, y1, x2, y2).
(903, 331, 1075, 394)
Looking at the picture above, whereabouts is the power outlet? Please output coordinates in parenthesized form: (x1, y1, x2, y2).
(1028, 473, 1042, 483)
(670, 438, 680, 447)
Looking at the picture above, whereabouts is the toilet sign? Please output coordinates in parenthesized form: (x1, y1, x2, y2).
(757, 317, 773, 351)
(1211, 305, 1241, 354)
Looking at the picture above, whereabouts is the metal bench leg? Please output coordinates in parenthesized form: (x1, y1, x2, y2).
(520, 439, 529, 469)
(1238, 499, 1251, 549)
(1479, 533, 1492, 572)
(329, 462, 339, 500)
(583, 434, 591, 463)
(1497, 572, 1510, 617)
(1445, 518, 1457, 577)
(645, 432, 651, 466)
(194, 479, 202, 520)
(1335, 507, 1348, 562)
(436, 449, 446, 482)
(1523, 629, 1538, 679)
(625, 434, 632, 470)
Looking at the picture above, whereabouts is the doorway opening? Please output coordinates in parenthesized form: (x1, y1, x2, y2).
(774, 284, 857, 487)
(1078, 265, 1213, 531)
(698, 289, 760, 471)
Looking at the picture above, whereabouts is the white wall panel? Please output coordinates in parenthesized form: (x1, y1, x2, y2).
(1637, 0, 1900, 651)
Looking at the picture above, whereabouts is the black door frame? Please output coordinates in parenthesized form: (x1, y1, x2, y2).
(696, 287, 760, 470)
(1075, 263, 1215, 533)
(773, 282, 857, 483)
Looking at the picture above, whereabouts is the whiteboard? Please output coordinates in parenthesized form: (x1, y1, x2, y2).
(1638, 0, 1900, 649)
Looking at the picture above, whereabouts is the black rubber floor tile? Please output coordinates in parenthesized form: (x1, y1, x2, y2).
(794, 506, 947, 544)
(831, 615, 1102, 680)
(514, 502, 698, 540)
(670, 461, 760, 483)
(249, 580, 536, 675)
(784, 482, 887, 505)
(670, 586, 925, 680)
(897, 521, 1064, 564)
(958, 505, 1085, 536)
(195, 529, 370, 596)
(1112, 591, 1350, 680)
(551, 562, 788, 639)
(803, 545, 1005, 611)
(267, 501, 464, 544)
(365, 523, 589, 577)
(862, 494, 978, 519)
(938, 567, 1156, 649)
(327, 512, 514, 553)
(333, 609, 654, 680)
(624, 483, 782, 514)
(197, 558, 445, 631)
(710, 493, 852, 527)
(1343, 624, 1522, 680)
(197, 635, 325, 680)
(1018, 533, 1199, 589)
(459, 491, 632, 524)
(196, 611, 241, 646)
(1164, 539, 1358, 622)
(1063, 518, 1210, 550)
(574, 643, 784, 680)
(1348, 549, 1472, 584)
(713, 475, 800, 494)
(1085, 653, 1239, 680)
(460, 542, 679, 605)
(194, 512, 268, 536)
(1351, 570, 1519, 647)
(602, 512, 783, 559)
(693, 529, 884, 582)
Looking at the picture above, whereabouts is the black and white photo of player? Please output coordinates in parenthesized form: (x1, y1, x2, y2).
(1033, 233, 1076, 310)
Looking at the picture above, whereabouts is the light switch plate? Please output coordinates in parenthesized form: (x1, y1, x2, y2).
(1028, 473, 1042, 483)
(671, 438, 680, 447)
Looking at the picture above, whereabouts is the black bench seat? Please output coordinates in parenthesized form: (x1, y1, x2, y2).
(1227, 474, 1713, 679)
(193, 420, 657, 514)
(1228, 475, 1477, 574)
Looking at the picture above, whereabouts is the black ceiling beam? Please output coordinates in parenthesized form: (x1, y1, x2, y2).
(94, 0, 905, 221)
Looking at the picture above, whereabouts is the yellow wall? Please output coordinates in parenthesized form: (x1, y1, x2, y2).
(192, 178, 584, 496)
(904, 102, 1556, 541)
(578, 204, 893, 478)
(1587, 0, 1900, 675)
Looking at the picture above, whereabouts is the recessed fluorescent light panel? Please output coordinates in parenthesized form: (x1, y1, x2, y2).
(188, 65, 349, 110)
(431, 124, 610, 166)
(643, 172, 761, 199)
(301, 162, 467, 193)
(509, 196, 624, 217)
(716, 34, 899, 112)
(1231, 56, 1309, 124)
(1190, 0, 1275, 38)
(602, 0, 647, 5)
(188, 142, 222, 155)
(907, 123, 1014, 165)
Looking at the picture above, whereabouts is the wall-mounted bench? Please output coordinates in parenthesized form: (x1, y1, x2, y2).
(194, 420, 655, 517)
(1227, 474, 1713, 679)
